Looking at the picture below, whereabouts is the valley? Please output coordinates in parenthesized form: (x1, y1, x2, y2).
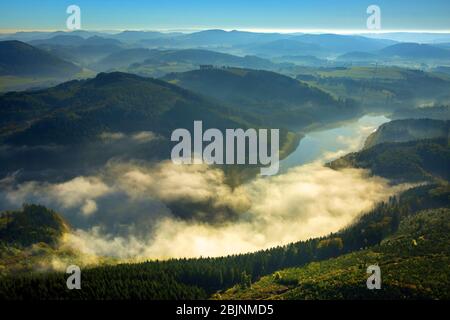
(0, 24, 449, 301)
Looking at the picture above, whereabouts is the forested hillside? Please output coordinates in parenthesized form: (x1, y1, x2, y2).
(329, 138, 449, 183)
(220, 208, 450, 300)
(0, 72, 299, 183)
(363, 119, 448, 149)
(1, 24, 450, 302)
(0, 182, 448, 299)
(1, 116, 449, 299)
(0, 72, 243, 145)
(163, 67, 359, 129)
(0, 204, 68, 247)
(0, 41, 81, 77)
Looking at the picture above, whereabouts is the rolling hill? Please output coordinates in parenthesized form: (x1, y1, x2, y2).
(0, 40, 81, 77)
(0, 71, 299, 182)
(242, 39, 324, 57)
(110, 30, 181, 44)
(92, 48, 154, 71)
(140, 49, 273, 68)
(364, 119, 449, 149)
(290, 34, 395, 54)
(328, 119, 449, 183)
(163, 67, 360, 129)
(126, 49, 277, 78)
(297, 66, 450, 111)
(93, 48, 276, 73)
(0, 71, 247, 146)
(139, 29, 289, 48)
(237, 34, 395, 58)
(0, 204, 68, 247)
(0, 30, 106, 42)
(30, 35, 124, 66)
(329, 138, 450, 183)
(392, 105, 450, 121)
(29, 35, 122, 47)
(29, 34, 87, 46)
(380, 43, 450, 60)
(336, 51, 380, 62)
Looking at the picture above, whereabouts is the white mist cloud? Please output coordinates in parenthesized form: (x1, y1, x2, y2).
(114, 161, 250, 213)
(81, 199, 98, 216)
(61, 163, 404, 260)
(99, 132, 126, 141)
(131, 131, 159, 143)
(1, 160, 249, 224)
(0, 117, 404, 260)
(99, 131, 160, 144)
(4, 176, 111, 216)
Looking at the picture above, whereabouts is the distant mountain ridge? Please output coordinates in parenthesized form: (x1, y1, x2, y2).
(291, 33, 396, 54)
(29, 35, 125, 67)
(93, 48, 276, 72)
(29, 34, 123, 47)
(380, 43, 450, 59)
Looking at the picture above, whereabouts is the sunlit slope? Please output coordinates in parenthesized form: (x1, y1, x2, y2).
(1, 184, 448, 299)
(219, 208, 450, 300)
(0, 204, 68, 247)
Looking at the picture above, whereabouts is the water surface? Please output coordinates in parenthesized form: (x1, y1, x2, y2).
(280, 115, 390, 172)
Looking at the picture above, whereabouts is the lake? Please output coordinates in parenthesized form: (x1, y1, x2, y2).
(280, 115, 390, 172)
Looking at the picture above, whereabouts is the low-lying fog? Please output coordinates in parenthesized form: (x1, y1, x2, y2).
(0, 115, 406, 260)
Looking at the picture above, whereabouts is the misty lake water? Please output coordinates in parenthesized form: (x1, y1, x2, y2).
(279, 115, 390, 172)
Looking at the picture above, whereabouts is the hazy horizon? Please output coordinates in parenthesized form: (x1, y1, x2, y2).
(2, 28, 450, 35)
(1, 0, 450, 33)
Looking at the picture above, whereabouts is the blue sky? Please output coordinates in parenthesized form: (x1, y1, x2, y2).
(1, 0, 449, 32)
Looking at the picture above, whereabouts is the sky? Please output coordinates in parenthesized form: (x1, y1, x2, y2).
(0, 0, 449, 33)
